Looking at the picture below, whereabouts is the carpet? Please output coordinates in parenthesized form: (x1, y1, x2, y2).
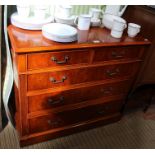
(1, 109, 155, 149)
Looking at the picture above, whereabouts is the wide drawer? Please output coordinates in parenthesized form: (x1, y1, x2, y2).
(29, 100, 122, 134)
(27, 62, 139, 91)
(28, 80, 131, 113)
(93, 46, 144, 62)
(27, 49, 91, 70)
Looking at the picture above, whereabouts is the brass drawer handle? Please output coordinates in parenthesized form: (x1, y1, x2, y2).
(100, 87, 113, 94)
(106, 68, 120, 77)
(49, 76, 67, 84)
(111, 51, 125, 58)
(51, 56, 69, 64)
(48, 96, 64, 105)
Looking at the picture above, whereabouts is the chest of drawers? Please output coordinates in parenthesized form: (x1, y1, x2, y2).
(8, 25, 150, 146)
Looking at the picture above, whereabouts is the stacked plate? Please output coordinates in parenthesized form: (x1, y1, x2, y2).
(42, 23, 77, 43)
(11, 12, 54, 30)
(54, 14, 76, 26)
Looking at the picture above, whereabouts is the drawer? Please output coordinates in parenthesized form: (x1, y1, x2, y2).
(28, 80, 131, 113)
(27, 62, 139, 91)
(27, 49, 91, 70)
(93, 46, 144, 62)
(29, 100, 122, 134)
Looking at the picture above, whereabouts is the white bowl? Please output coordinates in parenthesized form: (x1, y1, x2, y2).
(102, 14, 126, 30)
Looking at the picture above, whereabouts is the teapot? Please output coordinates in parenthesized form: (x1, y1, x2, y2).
(104, 5, 127, 17)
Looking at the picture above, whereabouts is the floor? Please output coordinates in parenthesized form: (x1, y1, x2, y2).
(1, 107, 155, 149)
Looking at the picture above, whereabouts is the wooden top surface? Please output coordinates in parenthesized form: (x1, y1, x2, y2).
(8, 24, 151, 53)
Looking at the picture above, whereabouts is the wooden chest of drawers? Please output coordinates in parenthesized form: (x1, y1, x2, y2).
(8, 25, 150, 146)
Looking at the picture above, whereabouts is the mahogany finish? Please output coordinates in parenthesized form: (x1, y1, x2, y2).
(29, 100, 122, 134)
(27, 62, 139, 91)
(28, 80, 131, 113)
(8, 24, 150, 146)
(8, 25, 150, 53)
(27, 49, 92, 70)
(93, 46, 145, 62)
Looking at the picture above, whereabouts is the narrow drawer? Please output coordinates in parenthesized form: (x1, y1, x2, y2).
(27, 49, 91, 70)
(93, 46, 144, 62)
(27, 62, 139, 91)
(28, 80, 131, 113)
(29, 100, 122, 134)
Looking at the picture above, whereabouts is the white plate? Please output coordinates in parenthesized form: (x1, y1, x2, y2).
(11, 12, 54, 30)
(42, 23, 77, 39)
(55, 15, 76, 25)
(42, 31, 77, 43)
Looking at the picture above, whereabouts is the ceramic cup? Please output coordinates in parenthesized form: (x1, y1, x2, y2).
(33, 5, 49, 20)
(128, 23, 141, 37)
(59, 5, 72, 18)
(112, 18, 127, 31)
(89, 8, 102, 20)
(17, 5, 30, 18)
(111, 29, 123, 39)
(74, 14, 91, 30)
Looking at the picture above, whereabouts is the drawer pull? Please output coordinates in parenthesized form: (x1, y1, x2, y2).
(100, 87, 113, 94)
(112, 51, 125, 58)
(51, 56, 69, 64)
(48, 96, 64, 105)
(106, 68, 120, 77)
(49, 76, 67, 84)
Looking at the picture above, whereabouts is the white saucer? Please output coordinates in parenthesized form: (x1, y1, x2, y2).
(54, 14, 76, 25)
(91, 18, 101, 27)
(11, 12, 54, 30)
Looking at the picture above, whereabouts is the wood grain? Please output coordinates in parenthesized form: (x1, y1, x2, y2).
(8, 25, 150, 53)
(7, 24, 150, 146)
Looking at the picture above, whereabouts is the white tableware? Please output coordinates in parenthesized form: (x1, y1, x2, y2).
(59, 5, 72, 18)
(16, 5, 30, 18)
(91, 18, 101, 27)
(43, 31, 77, 42)
(42, 23, 77, 42)
(74, 14, 91, 30)
(112, 18, 127, 31)
(102, 14, 126, 30)
(111, 29, 123, 38)
(89, 8, 102, 19)
(104, 5, 127, 17)
(33, 5, 49, 20)
(128, 23, 141, 37)
(49, 5, 55, 17)
(54, 15, 76, 25)
(11, 12, 54, 30)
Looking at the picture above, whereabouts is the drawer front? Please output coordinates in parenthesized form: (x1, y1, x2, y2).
(28, 80, 131, 113)
(93, 46, 143, 62)
(27, 62, 139, 91)
(27, 49, 91, 70)
(29, 100, 122, 134)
